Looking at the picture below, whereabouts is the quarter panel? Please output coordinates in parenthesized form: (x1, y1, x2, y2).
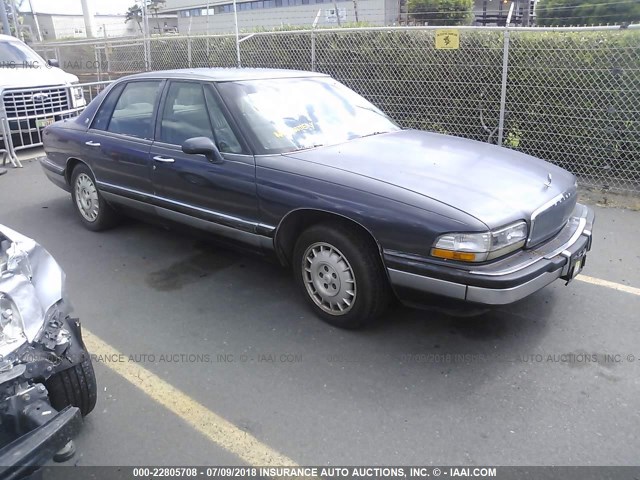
(42, 124, 91, 175)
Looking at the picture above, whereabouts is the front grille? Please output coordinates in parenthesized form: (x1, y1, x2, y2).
(2, 87, 70, 118)
(528, 188, 578, 247)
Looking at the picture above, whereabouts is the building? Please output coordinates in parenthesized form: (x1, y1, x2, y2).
(162, 0, 401, 35)
(20, 12, 178, 41)
(472, 0, 538, 26)
(21, 12, 136, 40)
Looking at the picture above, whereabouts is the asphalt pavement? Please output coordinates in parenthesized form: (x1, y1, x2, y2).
(2, 157, 640, 467)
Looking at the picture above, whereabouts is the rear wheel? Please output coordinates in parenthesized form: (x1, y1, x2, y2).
(70, 164, 119, 231)
(46, 354, 97, 417)
(293, 223, 390, 329)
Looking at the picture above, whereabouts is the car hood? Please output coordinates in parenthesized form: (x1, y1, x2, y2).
(0, 66, 78, 90)
(284, 130, 576, 229)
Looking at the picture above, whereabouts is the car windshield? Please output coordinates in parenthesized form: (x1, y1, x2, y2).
(217, 77, 400, 155)
(0, 40, 45, 67)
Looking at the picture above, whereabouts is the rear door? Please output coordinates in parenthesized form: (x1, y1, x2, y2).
(84, 80, 164, 200)
(149, 81, 259, 233)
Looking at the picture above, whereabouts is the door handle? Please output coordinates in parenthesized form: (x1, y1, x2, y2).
(153, 156, 175, 163)
(85, 141, 101, 147)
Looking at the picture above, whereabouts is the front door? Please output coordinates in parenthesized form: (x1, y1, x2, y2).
(149, 81, 259, 234)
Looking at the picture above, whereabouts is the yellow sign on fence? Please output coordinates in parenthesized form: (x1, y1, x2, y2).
(435, 29, 460, 50)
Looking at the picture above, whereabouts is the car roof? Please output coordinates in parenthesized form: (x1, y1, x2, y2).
(123, 68, 330, 83)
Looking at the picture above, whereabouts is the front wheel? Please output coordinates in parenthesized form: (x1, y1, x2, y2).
(46, 354, 97, 417)
(293, 223, 390, 329)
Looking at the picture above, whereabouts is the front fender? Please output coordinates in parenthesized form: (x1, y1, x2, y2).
(256, 159, 485, 259)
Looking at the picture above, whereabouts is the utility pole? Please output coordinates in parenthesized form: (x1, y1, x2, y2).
(233, 0, 240, 67)
(1, 1, 11, 36)
(27, 0, 42, 42)
(80, 0, 97, 38)
(522, 0, 533, 26)
(141, 1, 152, 70)
(206, 0, 210, 35)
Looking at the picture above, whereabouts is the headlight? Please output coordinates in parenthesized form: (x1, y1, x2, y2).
(0, 294, 27, 355)
(431, 221, 528, 262)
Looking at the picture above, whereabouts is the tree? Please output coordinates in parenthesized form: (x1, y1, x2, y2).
(126, 0, 165, 34)
(2, 0, 26, 38)
(536, 0, 640, 26)
(407, 0, 474, 26)
(125, 4, 143, 33)
(147, 0, 166, 33)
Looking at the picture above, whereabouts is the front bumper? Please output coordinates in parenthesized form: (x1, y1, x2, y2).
(0, 406, 82, 478)
(386, 203, 595, 306)
(0, 313, 87, 477)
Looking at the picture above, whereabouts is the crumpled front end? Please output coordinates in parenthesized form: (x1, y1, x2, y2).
(0, 225, 87, 471)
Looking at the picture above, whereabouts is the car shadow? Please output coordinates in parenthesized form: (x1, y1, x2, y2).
(132, 218, 555, 398)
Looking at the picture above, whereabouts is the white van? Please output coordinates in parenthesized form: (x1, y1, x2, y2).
(0, 34, 86, 165)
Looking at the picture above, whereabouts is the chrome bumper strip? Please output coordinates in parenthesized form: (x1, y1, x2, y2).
(388, 270, 467, 300)
(465, 271, 561, 305)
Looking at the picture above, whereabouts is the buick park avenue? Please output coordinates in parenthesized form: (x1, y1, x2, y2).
(40, 68, 594, 328)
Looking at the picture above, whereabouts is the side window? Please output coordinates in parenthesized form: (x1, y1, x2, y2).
(90, 83, 124, 131)
(106, 81, 162, 139)
(204, 85, 243, 154)
(158, 82, 214, 146)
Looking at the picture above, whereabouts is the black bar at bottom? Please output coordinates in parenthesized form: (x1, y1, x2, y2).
(36, 466, 640, 480)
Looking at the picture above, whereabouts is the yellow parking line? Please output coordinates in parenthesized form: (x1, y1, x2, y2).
(82, 330, 299, 468)
(80, 274, 636, 468)
(577, 275, 640, 297)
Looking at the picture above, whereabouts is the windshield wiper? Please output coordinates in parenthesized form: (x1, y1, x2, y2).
(359, 131, 388, 138)
(291, 144, 325, 152)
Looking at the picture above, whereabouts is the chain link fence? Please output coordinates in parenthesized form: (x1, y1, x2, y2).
(32, 25, 640, 193)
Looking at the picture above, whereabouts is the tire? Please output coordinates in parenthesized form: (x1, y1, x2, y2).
(46, 354, 97, 417)
(70, 163, 119, 231)
(293, 222, 390, 329)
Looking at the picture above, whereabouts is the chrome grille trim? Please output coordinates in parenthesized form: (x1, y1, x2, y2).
(527, 188, 577, 247)
(2, 87, 71, 118)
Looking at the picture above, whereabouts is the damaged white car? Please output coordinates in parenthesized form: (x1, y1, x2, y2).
(0, 225, 96, 473)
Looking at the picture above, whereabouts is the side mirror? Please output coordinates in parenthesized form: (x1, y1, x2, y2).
(47, 58, 60, 68)
(182, 137, 223, 163)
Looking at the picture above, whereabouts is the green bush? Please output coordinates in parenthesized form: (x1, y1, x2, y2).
(536, 0, 640, 26)
(239, 28, 640, 190)
(38, 27, 640, 191)
(504, 30, 640, 188)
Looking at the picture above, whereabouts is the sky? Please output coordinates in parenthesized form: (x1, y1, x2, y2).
(25, 0, 137, 16)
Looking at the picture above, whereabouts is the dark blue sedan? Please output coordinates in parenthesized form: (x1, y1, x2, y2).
(40, 68, 594, 328)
